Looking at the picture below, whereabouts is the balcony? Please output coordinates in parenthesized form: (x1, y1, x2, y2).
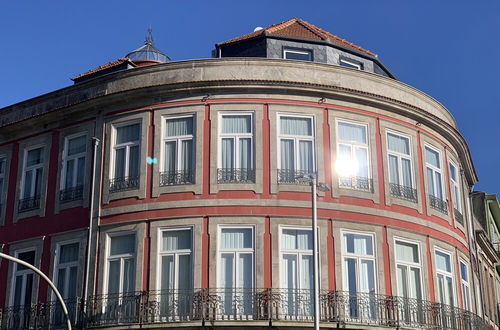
(389, 183, 418, 203)
(159, 170, 194, 186)
(217, 168, 255, 184)
(0, 290, 489, 330)
(18, 195, 41, 213)
(59, 185, 84, 203)
(339, 176, 373, 192)
(109, 176, 139, 192)
(429, 195, 448, 214)
(277, 169, 314, 185)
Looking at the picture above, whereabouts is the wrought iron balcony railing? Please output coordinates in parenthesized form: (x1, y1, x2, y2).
(59, 185, 84, 203)
(389, 183, 417, 203)
(217, 168, 255, 184)
(18, 195, 41, 213)
(339, 176, 373, 192)
(0, 290, 489, 330)
(454, 208, 464, 225)
(109, 176, 139, 192)
(429, 194, 448, 214)
(159, 170, 194, 186)
(277, 169, 314, 185)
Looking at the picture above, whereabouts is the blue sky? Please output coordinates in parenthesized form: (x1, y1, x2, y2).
(1, 1, 499, 195)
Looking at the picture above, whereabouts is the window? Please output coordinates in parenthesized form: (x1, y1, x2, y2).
(159, 229, 192, 319)
(19, 146, 44, 212)
(460, 261, 471, 311)
(280, 228, 314, 317)
(60, 134, 86, 202)
(449, 162, 463, 223)
(107, 234, 135, 296)
(218, 227, 254, 316)
(0, 158, 5, 209)
(110, 123, 140, 192)
(336, 120, 371, 191)
(339, 58, 362, 70)
(425, 146, 447, 214)
(387, 132, 416, 202)
(54, 242, 79, 323)
(435, 249, 455, 306)
(11, 250, 36, 307)
(278, 115, 315, 184)
(161, 116, 195, 186)
(283, 49, 312, 61)
(218, 114, 254, 183)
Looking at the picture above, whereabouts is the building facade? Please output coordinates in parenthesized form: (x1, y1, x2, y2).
(0, 19, 496, 329)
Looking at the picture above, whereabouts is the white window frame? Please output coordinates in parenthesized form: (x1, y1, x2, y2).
(393, 237, 424, 300)
(434, 247, 456, 306)
(53, 240, 80, 300)
(336, 119, 370, 179)
(449, 161, 462, 213)
(217, 225, 255, 289)
(339, 58, 362, 70)
(161, 115, 195, 174)
(10, 248, 37, 306)
(60, 133, 87, 191)
(217, 112, 254, 170)
(340, 230, 377, 294)
(283, 49, 312, 61)
(459, 260, 471, 311)
(386, 130, 414, 188)
(277, 114, 316, 172)
(110, 121, 141, 180)
(20, 145, 45, 199)
(156, 227, 193, 291)
(104, 232, 136, 296)
(425, 145, 445, 200)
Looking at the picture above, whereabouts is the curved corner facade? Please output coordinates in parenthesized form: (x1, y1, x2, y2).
(0, 59, 491, 329)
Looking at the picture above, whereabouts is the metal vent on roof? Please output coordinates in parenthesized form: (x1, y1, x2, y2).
(125, 28, 170, 63)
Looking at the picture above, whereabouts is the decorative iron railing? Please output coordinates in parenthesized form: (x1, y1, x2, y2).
(277, 169, 314, 185)
(0, 290, 489, 329)
(159, 170, 194, 186)
(339, 176, 373, 192)
(429, 194, 448, 214)
(454, 208, 464, 225)
(109, 176, 139, 192)
(18, 196, 41, 213)
(389, 183, 417, 203)
(59, 185, 84, 203)
(217, 168, 255, 184)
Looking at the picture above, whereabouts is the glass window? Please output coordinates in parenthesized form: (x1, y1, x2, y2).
(0, 158, 5, 208)
(54, 242, 79, 323)
(20, 147, 44, 212)
(218, 114, 254, 183)
(336, 121, 370, 191)
(395, 240, 422, 300)
(12, 250, 36, 307)
(161, 116, 195, 186)
(107, 234, 135, 295)
(61, 134, 86, 202)
(435, 250, 455, 306)
(219, 227, 254, 315)
(387, 132, 417, 202)
(449, 162, 462, 214)
(340, 58, 362, 70)
(278, 115, 315, 184)
(283, 49, 312, 61)
(112, 123, 140, 184)
(425, 146, 447, 213)
(460, 261, 471, 311)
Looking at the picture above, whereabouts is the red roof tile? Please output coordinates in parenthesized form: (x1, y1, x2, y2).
(71, 58, 137, 81)
(216, 18, 376, 57)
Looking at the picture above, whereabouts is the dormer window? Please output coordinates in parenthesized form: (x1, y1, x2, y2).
(340, 58, 363, 70)
(283, 48, 312, 61)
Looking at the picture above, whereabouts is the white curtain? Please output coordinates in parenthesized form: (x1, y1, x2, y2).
(181, 140, 193, 172)
(359, 260, 375, 293)
(222, 115, 251, 134)
(282, 254, 297, 291)
(396, 265, 408, 298)
(402, 159, 412, 187)
(280, 117, 312, 136)
(281, 229, 312, 250)
(387, 133, 409, 155)
(388, 155, 399, 184)
(123, 258, 135, 293)
(301, 255, 313, 290)
(395, 241, 418, 263)
(280, 139, 294, 170)
(344, 234, 373, 255)
(117, 123, 140, 144)
(164, 141, 176, 172)
(239, 138, 251, 169)
(238, 254, 252, 288)
(338, 122, 366, 143)
(161, 255, 174, 290)
(409, 267, 422, 300)
(166, 117, 193, 137)
(425, 147, 440, 168)
(220, 253, 234, 313)
(60, 243, 79, 263)
(435, 251, 450, 272)
(435, 172, 443, 199)
(221, 138, 234, 169)
(110, 234, 135, 255)
(162, 230, 191, 251)
(299, 141, 313, 172)
(221, 228, 252, 249)
(68, 135, 86, 156)
(355, 147, 368, 177)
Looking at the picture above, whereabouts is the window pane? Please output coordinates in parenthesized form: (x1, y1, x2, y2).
(220, 253, 234, 288)
(162, 230, 191, 251)
(338, 122, 366, 144)
(435, 251, 451, 272)
(395, 241, 419, 263)
(239, 138, 252, 169)
(355, 147, 369, 177)
(280, 117, 312, 136)
(181, 140, 194, 172)
(165, 117, 193, 137)
(178, 254, 192, 290)
(161, 255, 174, 290)
(425, 147, 440, 168)
(387, 133, 409, 155)
(14, 275, 23, 306)
(128, 145, 139, 177)
(27, 148, 43, 167)
(114, 148, 125, 178)
(435, 172, 443, 199)
(110, 234, 135, 255)
(449, 163, 457, 181)
(409, 267, 422, 300)
(300, 254, 313, 290)
(65, 159, 74, 189)
(402, 158, 412, 187)
(299, 140, 313, 172)
(360, 260, 375, 293)
(427, 168, 435, 196)
(396, 265, 408, 298)
(460, 262, 468, 281)
(34, 168, 43, 196)
(344, 233, 373, 256)
(221, 138, 234, 169)
(221, 228, 252, 249)
(57, 268, 66, 295)
(24, 274, 33, 305)
(164, 141, 176, 172)
(107, 260, 120, 294)
(23, 170, 33, 198)
(123, 258, 135, 293)
(59, 243, 79, 263)
(344, 258, 357, 293)
(280, 139, 295, 171)
(116, 123, 140, 144)
(282, 229, 312, 250)
(0, 159, 5, 174)
(238, 253, 253, 289)
(68, 266, 78, 299)
(388, 155, 399, 184)
(67, 135, 86, 156)
(282, 254, 297, 289)
(222, 115, 251, 134)
(76, 157, 85, 185)
(17, 251, 35, 271)
(284, 50, 311, 61)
